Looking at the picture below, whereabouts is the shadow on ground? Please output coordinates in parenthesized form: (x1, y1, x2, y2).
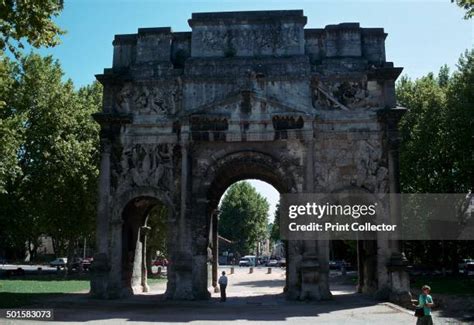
(234, 279, 285, 288)
(5, 291, 383, 323)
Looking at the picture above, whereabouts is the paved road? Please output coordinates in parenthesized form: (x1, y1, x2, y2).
(1, 268, 465, 324)
(0, 264, 58, 272)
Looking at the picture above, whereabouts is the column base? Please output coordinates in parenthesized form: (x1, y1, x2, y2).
(298, 256, 332, 301)
(89, 253, 111, 299)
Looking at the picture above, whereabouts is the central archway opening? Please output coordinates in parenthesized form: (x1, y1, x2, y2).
(211, 179, 286, 301)
(200, 151, 297, 302)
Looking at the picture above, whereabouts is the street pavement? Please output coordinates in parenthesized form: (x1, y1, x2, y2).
(1, 267, 465, 324)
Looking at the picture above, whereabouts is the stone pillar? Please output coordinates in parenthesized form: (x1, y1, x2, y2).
(96, 140, 111, 254)
(141, 225, 151, 293)
(386, 141, 411, 303)
(211, 211, 219, 293)
(295, 138, 331, 300)
(131, 225, 143, 294)
(191, 200, 212, 300)
(378, 108, 410, 303)
(316, 236, 331, 299)
(356, 239, 364, 293)
(108, 218, 125, 298)
(300, 248, 321, 300)
(90, 139, 111, 298)
(387, 252, 411, 307)
(169, 139, 194, 299)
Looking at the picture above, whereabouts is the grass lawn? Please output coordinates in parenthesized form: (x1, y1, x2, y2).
(0, 274, 167, 308)
(147, 277, 167, 285)
(0, 274, 90, 308)
(411, 276, 474, 295)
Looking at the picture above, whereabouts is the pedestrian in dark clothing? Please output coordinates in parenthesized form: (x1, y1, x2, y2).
(218, 271, 228, 302)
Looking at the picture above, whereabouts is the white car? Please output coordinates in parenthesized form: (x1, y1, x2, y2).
(50, 258, 67, 268)
(239, 258, 252, 267)
(459, 259, 474, 273)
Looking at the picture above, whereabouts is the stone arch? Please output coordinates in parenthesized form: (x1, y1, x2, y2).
(109, 187, 175, 297)
(113, 186, 175, 220)
(189, 150, 301, 297)
(200, 150, 299, 211)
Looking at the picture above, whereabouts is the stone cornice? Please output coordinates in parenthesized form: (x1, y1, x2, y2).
(188, 10, 307, 27)
(93, 113, 133, 125)
(367, 67, 404, 81)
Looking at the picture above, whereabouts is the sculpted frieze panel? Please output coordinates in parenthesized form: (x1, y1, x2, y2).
(114, 81, 181, 115)
(311, 78, 379, 110)
(195, 24, 300, 55)
(113, 143, 174, 195)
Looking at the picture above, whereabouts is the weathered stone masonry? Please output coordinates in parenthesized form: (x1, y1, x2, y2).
(91, 10, 410, 304)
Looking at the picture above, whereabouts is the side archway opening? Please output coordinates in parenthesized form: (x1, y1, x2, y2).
(121, 196, 170, 296)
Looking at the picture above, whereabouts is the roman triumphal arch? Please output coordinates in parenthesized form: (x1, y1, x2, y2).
(91, 10, 411, 304)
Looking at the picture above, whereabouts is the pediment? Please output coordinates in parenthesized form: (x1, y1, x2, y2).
(186, 91, 312, 119)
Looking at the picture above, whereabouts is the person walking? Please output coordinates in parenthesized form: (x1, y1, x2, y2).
(413, 285, 434, 325)
(218, 271, 228, 302)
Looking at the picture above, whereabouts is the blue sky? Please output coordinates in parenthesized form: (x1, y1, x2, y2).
(38, 0, 472, 87)
(35, 0, 472, 221)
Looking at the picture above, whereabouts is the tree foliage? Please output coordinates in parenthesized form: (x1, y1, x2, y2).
(270, 203, 280, 243)
(146, 205, 168, 257)
(397, 50, 474, 271)
(397, 51, 474, 193)
(0, 53, 101, 260)
(452, 0, 474, 19)
(219, 181, 269, 255)
(0, 0, 65, 57)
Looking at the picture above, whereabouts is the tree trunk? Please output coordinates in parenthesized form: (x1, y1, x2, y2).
(65, 239, 75, 277)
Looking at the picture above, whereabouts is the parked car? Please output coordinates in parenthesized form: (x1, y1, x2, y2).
(70, 257, 83, 269)
(277, 258, 286, 267)
(82, 257, 93, 270)
(459, 259, 474, 273)
(266, 259, 278, 267)
(239, 257, 252, 267)
(70, 257, 93, 271)
(50, 257, 67, 268)
(465, 263, 474, 276)
(259, 256, 269, 265)
(239, 255, 256, 267)
(152, 257, 168, 267)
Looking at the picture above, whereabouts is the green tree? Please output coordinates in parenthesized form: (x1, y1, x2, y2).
(0, 53, 101, 262)
(0, 0, 65, 57)
(397, 51, 473, 193)
(452, 0, 474, 19)
(444, 50, 474, 191)
(270, 203, 280, 243)
(145, 204, 168, 274)
(0, 57, 23, 194)
(397, 50, 474, 273)
(219, 181, 269, 255)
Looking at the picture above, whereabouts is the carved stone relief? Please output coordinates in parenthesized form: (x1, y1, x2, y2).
(196, 24, 300, 56)
(114, 81, 181, 115)
(113, 143, 174, 195)
(311, 78, 379, 110)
